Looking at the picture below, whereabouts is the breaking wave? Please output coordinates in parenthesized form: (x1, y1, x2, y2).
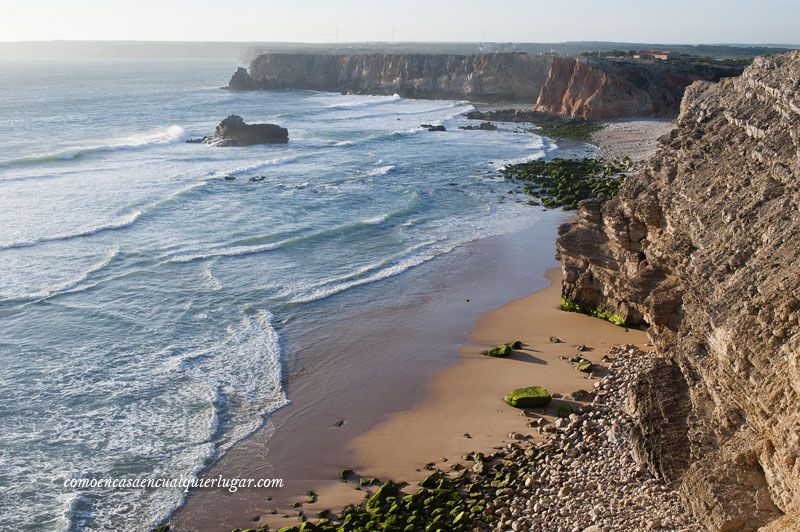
(327, 93, 401, 110)
(0, 125, 187, 168)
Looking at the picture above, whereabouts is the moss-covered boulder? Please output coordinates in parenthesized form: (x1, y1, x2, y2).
(575, 359, 593, 373)
(503, 386, 552, 408)
(481, 343, 513, 357)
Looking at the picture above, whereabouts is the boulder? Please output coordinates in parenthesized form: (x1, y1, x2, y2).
(458, 121, 498, 131)
(206, 115, 289, 146)
(482, 343, 513, 357)
(420, 124, 446, 132)
(503, 386, 552, 408)
(188, 115, 289, 147)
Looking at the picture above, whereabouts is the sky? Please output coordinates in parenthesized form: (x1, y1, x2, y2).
(1, 0, 797, 44)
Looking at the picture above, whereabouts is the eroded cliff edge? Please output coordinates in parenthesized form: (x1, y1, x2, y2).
(227, 53, 740, 119)
(557, 51, 800, 531)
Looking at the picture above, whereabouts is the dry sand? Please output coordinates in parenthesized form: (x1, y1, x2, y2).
(260, 269, 647, 528)
(593, 118, 675, 162)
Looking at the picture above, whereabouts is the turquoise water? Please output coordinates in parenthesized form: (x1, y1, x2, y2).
(0, 59, 557, 530)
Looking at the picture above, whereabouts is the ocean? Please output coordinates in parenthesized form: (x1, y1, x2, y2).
(0, 58, 560, 530)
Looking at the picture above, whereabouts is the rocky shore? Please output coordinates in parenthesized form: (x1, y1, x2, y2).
(233, 346, 699, 532)
(557, 51, 800, 530)
(515, 346, 701, 532)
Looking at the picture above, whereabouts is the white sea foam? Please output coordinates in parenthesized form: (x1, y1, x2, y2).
(1, 246, 120, 302)
(0, 125, 186, 167)
(365, 164, 395, 177)
(168, 209, 412, 264)
(200, 263, 223, 291)
(0, 211, 142, 251)
(327, 93, 401, 110)
(290, 241, 456, 304)
(167, 239, 291, 264)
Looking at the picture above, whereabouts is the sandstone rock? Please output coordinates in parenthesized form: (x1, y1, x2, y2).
(557, 51, 800, 531)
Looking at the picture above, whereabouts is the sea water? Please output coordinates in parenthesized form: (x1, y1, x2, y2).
(0, 58, 558, 530)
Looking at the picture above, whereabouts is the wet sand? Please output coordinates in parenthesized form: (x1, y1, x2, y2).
(173, 261, 647, 530)
(269, 269, 647, 528)
(172, 216, 570, 531)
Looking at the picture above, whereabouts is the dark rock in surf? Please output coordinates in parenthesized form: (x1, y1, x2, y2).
(421, 124, 446, 132)
(226, 67, 263, 91)
(190, 115, 289, 147)
(458, 121, 498, 131)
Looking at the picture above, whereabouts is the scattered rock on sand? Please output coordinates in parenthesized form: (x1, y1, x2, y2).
(503, 386, 552, 408)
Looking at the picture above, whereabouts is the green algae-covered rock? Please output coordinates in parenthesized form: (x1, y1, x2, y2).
(575, 359, 593, 373)
(557, 404, 573, 418)
(366, 481, 400, 512)
(481, 343, 513, 357)
(509, 340, 523, 349)
(503, 386, 552, 408)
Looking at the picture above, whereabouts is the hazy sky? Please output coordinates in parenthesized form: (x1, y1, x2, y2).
(1, 0, 798, 44)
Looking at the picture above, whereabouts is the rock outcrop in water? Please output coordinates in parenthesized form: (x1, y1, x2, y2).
(191, 115, 289, 146)
(227, 53, 741, 119)
(556, 51, 800, 531)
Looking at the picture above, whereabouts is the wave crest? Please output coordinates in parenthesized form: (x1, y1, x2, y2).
(0, 125, 186, 168)
(327, 93, 401, 110)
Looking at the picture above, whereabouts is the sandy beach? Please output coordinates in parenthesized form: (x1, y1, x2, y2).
(174, 265, 647, 530)
(171, 117, 671, 531)
(592, 118, 675, 163)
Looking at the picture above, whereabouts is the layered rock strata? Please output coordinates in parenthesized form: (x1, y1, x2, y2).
(557, 51, 800, 530)
(227, 53, 741, 119)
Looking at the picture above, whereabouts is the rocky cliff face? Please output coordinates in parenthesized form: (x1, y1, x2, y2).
(557, 51, 800, 531)
(233, 52, 550, 102)
(227, 53, 741, 119)
(533, 56, 738, 119)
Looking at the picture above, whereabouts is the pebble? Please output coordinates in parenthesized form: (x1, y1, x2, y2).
(483, 345, 702, 532)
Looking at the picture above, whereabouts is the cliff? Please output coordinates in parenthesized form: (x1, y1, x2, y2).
(534, 56, 739, 119)
(228, 53, 741, 119)
(557, 51, 800, 530)
(232, 52, 550, 102)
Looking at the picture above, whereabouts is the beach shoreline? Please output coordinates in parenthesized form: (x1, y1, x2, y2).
(591, 117, 675, 163)
(170, 116, 673, 532)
